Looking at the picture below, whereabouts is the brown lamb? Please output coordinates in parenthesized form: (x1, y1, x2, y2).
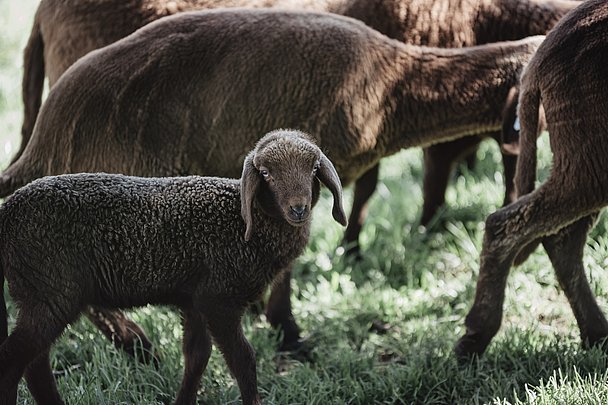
(0, 129, 347, 405)
(455, 0, 608, 359)
(19, 0, 579, 246)
(4, 8, 544, 355)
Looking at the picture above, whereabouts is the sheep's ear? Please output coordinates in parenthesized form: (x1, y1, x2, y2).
(316, 152, 347, 226)
(500, 87, 521, 156)
(240, 152, 260, 242)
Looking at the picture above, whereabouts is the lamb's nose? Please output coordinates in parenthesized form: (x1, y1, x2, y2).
(290, 205, 306, 218)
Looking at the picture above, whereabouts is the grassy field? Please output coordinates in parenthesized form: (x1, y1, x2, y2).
(2, 1, 608, 404)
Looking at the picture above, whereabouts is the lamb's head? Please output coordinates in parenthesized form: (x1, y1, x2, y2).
(240, 129, 347, 241)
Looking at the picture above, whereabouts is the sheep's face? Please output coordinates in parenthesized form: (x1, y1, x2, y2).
(241, 130, 348, 241)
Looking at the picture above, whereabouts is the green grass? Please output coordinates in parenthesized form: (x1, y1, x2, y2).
(2, 1, 608, 404)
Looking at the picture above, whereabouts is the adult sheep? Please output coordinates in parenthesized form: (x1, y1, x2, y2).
(3, 9, 544, 354)
(455, 0, 608, 359)
(19, 0, 579, 244)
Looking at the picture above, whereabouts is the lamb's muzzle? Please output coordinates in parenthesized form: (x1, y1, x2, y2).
(0, 129, 346, 405)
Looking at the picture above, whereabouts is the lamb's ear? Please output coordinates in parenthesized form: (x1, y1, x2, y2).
(500, 86, 521, 156)
(240, 151, 259, 241)
(316, 152, 347, 226)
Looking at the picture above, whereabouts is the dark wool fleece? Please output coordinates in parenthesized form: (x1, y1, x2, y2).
(0, 173, 308, 315)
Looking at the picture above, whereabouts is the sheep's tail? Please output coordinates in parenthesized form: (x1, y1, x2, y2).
(514, 71, 541, 198)
(15, 10, 45, 165)
(512, 69, 542, 266)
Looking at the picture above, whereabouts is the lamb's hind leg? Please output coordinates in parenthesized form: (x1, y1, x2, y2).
(85, 306, 155, 363)
(0, 305, 74, 405)
(455, 181, 599, 359)
(543, 212, 608, 347)
(174, 310, 212, 405)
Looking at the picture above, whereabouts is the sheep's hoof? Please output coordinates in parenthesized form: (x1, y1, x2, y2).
(343, 244, 363, 262)
(453, 334, 489, 365)
(278, 336, 314, 363)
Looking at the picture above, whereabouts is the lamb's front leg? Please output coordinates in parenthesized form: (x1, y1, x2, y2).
(207, 308, 261, 405)
(174, 310, 212, 405)
(85, 307, 155, 364)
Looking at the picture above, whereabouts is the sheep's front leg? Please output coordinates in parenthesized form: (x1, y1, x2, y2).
(420, 136, 483, 226)
(543, 213, 608, 347)
(85, 307, 155, 364)
(343, 164, 379, 257)
(174, 311, 212, 405)
(265, 266, 301, 351)
(207, 310, 261, 405)
(24, 350, 64, 405)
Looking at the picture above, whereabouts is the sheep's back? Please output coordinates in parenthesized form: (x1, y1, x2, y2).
(29, 10, 401, 184)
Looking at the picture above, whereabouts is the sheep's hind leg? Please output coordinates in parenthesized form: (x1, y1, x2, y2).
(266, 266, 301, 351)
(207, 310, 261, 405)
(500, 150, 517, 206)
(420, 136, 482, 226)
(454, 182, 598, 360)
(174, 310, 212, 405)
(0, 306, 73, 405)
(343, 164, 379, 257)
(85, 306, 156, 364)
(542, 212, 608, 348)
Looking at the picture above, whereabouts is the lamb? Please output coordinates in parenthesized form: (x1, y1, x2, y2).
(19, 0, 580, 246)
(6, 8, 544, 356)
(455, 0, 608, 359)
(0, 129, 347, 405)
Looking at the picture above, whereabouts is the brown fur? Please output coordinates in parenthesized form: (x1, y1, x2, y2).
(455, 0, 608, 359)
(0, 129, 346, 405)
(6, 8, 544, 355)
(19, 0, 578, 231)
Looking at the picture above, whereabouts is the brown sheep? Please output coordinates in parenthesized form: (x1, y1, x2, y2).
(19, 0, 579, 246)
(4, 8, 544, 355)
(0, 129, 346, 405)
(455, 0, 608, 359)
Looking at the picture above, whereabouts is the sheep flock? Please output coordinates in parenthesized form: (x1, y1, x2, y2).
(1, 0, 608, 404)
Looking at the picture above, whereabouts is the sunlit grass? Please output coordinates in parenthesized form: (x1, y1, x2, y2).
(2, 1, 608, 404)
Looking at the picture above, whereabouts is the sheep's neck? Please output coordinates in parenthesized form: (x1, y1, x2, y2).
(476, 0, 580, 42)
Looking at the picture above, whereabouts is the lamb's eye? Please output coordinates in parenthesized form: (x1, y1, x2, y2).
(260, 170, 269, 178)
(312, 163, 320, 174)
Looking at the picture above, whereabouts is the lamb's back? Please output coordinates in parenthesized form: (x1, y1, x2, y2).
(0, 174, 276, 307)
